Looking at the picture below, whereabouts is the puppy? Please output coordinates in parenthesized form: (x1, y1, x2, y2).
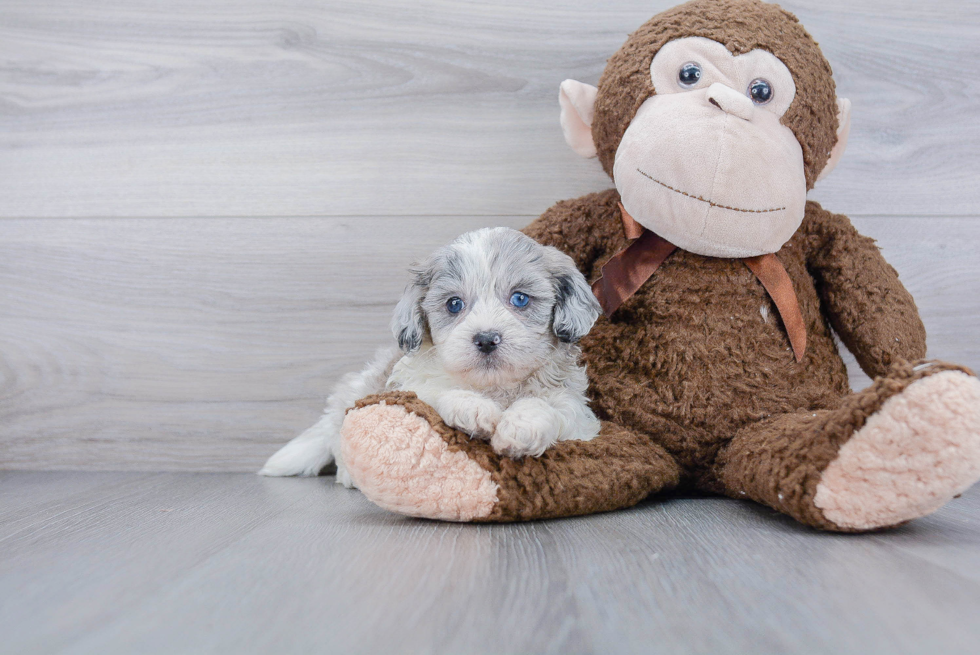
(259, 227, 602, 487)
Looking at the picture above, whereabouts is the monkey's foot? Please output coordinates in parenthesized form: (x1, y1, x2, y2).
(340, 392, 681, 522)
(340, 392, 498, 521)
(815, 366, 980, 530)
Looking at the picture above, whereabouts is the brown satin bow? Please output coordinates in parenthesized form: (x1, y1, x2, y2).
(591, 203, 807, 363)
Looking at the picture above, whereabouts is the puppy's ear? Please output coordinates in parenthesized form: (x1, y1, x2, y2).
(390, 264, 430, 353)
(548, 249, 601, 343)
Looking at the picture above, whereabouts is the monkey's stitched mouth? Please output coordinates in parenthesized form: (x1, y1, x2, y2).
(637, 168, 785, 214)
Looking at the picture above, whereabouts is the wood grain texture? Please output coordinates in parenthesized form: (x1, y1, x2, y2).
(1, 215, 976, 471)
(0, 0, 978, 218)
(0, 215, 527, 470)
(1, 472, 978, 654)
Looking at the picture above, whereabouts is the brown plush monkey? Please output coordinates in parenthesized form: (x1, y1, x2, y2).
(339, 0, 980, 531)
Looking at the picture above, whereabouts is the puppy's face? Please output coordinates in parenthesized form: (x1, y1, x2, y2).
(392, 228, 601, 389)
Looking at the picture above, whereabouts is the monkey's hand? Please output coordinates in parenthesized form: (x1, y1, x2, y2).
(433, 390, 503, 440)
(492, 398, 562, 458)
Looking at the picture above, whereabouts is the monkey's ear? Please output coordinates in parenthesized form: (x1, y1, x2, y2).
(559, 80, 598, 158)
(817, 98, 852, 182)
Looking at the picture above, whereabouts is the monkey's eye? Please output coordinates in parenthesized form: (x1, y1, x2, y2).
(677, 62, 702, 88)
(446, 297, 465, 314)
(509, 292, 530, 308)
(748, 78, 773, 105)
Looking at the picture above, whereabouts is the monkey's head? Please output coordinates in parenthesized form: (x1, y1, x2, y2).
(560, 0, 850, 258)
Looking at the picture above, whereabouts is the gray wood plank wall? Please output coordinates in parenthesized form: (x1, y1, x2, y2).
(2, 0, 978, 471)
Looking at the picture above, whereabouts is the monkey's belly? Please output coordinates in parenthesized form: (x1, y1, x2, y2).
(580, 259, 849, 441)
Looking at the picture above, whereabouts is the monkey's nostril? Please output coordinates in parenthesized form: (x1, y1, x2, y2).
(473, 331, 501, 353)
(705, 84, 754, 121)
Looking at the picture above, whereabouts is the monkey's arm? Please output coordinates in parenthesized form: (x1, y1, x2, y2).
(522, 188, 626, 276)
(803, 201, 926, 378)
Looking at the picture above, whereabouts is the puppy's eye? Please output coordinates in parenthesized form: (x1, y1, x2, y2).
(748, 78, 773, 105)
(678, 62, 702, 88)
(446, 297, 465, 314)
(509, 292, 529, 308)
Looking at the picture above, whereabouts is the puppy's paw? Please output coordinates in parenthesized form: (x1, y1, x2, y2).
(335, 459, 356, 489)
(492, 398, 560, 458)
(436, 390, 503, 439)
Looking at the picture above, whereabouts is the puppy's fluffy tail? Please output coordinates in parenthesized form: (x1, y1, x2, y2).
(259, 345, 399, 486)
(258, 411, 340, 478)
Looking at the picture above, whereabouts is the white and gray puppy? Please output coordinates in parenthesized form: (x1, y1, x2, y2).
(260, 227, 602, 487)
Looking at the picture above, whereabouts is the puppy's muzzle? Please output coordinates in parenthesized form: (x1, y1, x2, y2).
(473, 331, 502, 354)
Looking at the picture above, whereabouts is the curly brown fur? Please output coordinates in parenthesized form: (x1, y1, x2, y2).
(523, 192, 927, 488)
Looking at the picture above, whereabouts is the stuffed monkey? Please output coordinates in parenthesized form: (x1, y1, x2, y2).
(339, 0, 980, 531)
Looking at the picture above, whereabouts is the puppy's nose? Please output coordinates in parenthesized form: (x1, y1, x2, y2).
(473, 331, 501, 353)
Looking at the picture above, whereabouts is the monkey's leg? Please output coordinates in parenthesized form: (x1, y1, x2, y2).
(713, 361, 980, 532)
(340, 392, 682, 522)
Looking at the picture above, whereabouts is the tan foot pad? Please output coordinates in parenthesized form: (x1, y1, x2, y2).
(341, 401, 499, 521)
(815, 371, 980, 530)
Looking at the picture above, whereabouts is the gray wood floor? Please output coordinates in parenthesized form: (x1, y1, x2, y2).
(2, 471, 979, 655)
